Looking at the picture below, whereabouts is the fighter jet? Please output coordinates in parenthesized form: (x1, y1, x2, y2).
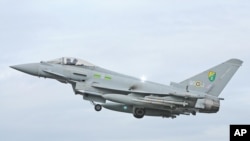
(10, 57, 243, 119)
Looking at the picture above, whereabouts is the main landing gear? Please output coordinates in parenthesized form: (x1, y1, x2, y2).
(133, 107, 145, 119)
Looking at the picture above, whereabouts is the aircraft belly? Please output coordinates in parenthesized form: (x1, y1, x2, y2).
(102, 103, 174, 117)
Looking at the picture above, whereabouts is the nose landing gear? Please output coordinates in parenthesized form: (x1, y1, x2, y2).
(91, 101, 102, 112)
(94, 104, 102, 111)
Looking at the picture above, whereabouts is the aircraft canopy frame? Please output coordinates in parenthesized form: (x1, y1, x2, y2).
(46, 57, 95, 67)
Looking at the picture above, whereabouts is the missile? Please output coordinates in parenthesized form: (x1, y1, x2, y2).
(102, 94, 140, 105)
(169, 92, 205, 99)
(135, 96, 188, 107)
(102, 94, 189, 108)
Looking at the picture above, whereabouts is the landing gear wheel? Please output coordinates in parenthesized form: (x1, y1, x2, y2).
(94, 104, 102, 112)
(133, 108, 145, 119)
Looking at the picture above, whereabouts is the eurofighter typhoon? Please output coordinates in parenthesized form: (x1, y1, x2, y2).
(10, 57, 242, 119)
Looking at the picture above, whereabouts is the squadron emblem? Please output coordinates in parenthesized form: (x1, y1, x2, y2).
(208, 71, 216, 82)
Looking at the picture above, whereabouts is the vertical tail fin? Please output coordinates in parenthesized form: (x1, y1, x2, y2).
(179, 59, 243, 97)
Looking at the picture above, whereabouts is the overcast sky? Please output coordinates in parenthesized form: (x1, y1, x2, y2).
(0, 0, 250, 141)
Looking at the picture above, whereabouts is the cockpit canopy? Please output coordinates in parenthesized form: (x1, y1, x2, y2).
(46, 57, 95, 67)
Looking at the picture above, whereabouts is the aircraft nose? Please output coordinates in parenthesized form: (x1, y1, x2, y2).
(10, 63, 39, 76)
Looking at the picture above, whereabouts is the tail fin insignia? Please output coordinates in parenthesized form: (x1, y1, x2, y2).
(208, 71, 216, 82)
(178, 59, 243, 97)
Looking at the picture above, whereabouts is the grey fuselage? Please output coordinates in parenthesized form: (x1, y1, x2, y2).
(36, 61, 213, 118)
(11, 57, 242, 119)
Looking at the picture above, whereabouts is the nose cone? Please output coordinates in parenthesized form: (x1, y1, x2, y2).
(10, 63, 39, 76)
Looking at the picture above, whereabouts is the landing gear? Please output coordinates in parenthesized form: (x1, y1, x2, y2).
(90, 101, 102, 112)
(133, 107, 145, 119)
(94, 104, 102, 111)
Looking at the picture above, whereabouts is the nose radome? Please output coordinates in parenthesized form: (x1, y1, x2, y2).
(10, 63, 39, 76)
